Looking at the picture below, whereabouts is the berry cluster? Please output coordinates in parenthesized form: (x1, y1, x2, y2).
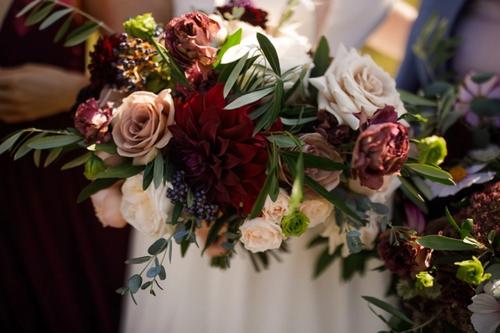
(167, 171, 219, 222)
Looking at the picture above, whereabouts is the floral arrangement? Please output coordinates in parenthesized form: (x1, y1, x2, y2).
(351, 17, 499, 333)
(3, 1, 491, 332)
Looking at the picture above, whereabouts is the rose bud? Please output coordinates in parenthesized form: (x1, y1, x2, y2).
(164, 12, 220, 68)
(351, 121, 409, 190)
(74, 98, 113, 144)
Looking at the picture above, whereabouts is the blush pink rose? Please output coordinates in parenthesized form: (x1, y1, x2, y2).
(112, 89, 175, 165)
(90, 182, 127, 228)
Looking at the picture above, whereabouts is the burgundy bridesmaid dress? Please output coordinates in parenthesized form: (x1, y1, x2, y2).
(0, 1, 129, 332)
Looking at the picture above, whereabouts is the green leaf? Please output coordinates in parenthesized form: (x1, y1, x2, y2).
(470, 98, 500, 117)
(280, 116, 317, 126)
(94, 163, 143, 179)
(170, 202, 183, 225)
(399, 176, 427, 212)
(256, 32, 280, 75)
(28, 134, 81, 149)
(248, 172, 274, 219)
(14, 133, 45, 160)
(25, 2, 55, 26)
(362, 296, 413, 324)
(267, 134, 297, 148)
(142, 161, 154, 190)
(61, 152, 92, 170)
(127, 274, 142, 294)
(125, 256, 152, 265)
(313, 246, 340, 278)
(54, 15, 73, 43)
(310, 36, 330, 78)
(148, 238, 168, 255)
(77, 178, 117, 203)
(86, 142, 117, 154)
(288, 151, 304, 209)
(225, 87, 273, 110)
(0, 130, 24, 155)
(64, 21, 99, 47)
(445, 207, 461, 235)
(39, 8, 72, 30)
(417, 235, 481, 251)
(285, 151, 347, 171)
(399, 90, 436, 107)
(44, 147, 63, 167)
(215, 28, 242, 67)
(16, 0, 42, 17)
(33, 149, 41, 167)
(153, 154, 164, 188)
(223, 52, 248, 98)
(405, 163, 454, 185)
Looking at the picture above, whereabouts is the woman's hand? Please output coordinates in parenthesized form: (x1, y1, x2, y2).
(0, 63, 88, 123)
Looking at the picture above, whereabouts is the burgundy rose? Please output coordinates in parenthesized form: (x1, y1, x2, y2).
(169, 84, 268, 214)
(351, 117, 409, 190)
(164, 12, 220, 69)
(217, 0, 269, 30)
(74, 98, 113, 144)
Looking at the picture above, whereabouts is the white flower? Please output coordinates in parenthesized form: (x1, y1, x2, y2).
(300, 193, 334, 228)
(309, 44, 405, 130)
(262, 188, 290, 223)
(425, 164, 496, 199)
(468, 280, 500, 333)
(469, 144, 500, 162)
(120, 174, 175, 238)
(239, 217, 284, 253)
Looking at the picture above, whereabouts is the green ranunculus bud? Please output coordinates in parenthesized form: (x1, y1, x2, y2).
(84, 154, 106, 180)
(281, 210, 309, 237)
(417, 135, 448, 166)
(455, 256, 492, 286)
(415, 271, 434, 290)
(123, 13, 157, 40)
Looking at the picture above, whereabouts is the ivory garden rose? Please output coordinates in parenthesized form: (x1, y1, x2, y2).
(112, 89, 175, 165)
(262, 188, 290, 222)
(239, 217, 284, 253)
(309, 44, 405, 130)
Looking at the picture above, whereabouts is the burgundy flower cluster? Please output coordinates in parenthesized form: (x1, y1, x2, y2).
(217, 0, 268, 29)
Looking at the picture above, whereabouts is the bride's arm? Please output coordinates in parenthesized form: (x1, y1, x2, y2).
(365, 1, 417, 62)
(83, 0, 173, 32)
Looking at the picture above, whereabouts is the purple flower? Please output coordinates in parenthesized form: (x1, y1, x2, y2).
(404, 202, 426, 234)
(74, 98, 113, 144)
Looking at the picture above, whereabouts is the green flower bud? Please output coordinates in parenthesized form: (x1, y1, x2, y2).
(123, 13, 157, 40)
(415, 271, 434, 290)
(281, 210, 309, 237)
(84, 154, 106, 180)
(417, 135, 448, 166)
(455, 256, 492, 286)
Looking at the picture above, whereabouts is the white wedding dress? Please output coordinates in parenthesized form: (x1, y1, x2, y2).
(122, 1, 394, 332)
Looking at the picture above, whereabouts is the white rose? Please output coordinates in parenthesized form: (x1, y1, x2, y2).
(300, 193, 334, 228)
(239, 217, 284, 253)
(262, 188, 290, 223)
(120, 174, 175, 238)
(309, 44, 405, 130)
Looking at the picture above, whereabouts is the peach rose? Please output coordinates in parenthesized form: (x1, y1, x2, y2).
(112, 89, 175, 165)
(300, 133, 343, 191)
(262, 188, 290, 223)
(239, 217, 284, 253)
(299, 193, 334, 228)
(90, 182, 127, 228)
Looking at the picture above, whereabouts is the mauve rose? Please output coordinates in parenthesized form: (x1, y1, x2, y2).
(74, 98, 113, 144)
(300, 133, 343, 191)
(112, 89, 175, 165)
(164, 12, 220, 68)
(351, 122, 409, 190)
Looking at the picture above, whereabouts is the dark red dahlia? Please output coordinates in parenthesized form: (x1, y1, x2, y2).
(169, 84, 268, 214)
(88, 34, 121, 89)
(217, 1, 269, 30)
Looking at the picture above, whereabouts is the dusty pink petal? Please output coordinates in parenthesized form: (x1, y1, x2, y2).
(90, 183, 127, 228)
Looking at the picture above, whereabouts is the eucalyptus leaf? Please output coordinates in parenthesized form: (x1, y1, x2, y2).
(148, 238, 168, 255)
(39, 8, 72, 30)
(146, 266, 161, 278)
(127, 274, 142, 294)
(64, 21, 99, 47)
(125, 256, 151, 265)
(153, 154, 164, 188)
(28, 134, 81, 149)
(417, 235, 481, 251)
(256, 32, 280, 75)
(61, 152, 92, 170)
(225, 87, 273, 110)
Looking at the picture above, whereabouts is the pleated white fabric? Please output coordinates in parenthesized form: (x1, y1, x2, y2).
(122, 1, 394, 332)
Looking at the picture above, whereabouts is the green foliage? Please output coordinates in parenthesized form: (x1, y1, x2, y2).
(93, 163, 143, 179)
(256, 32, 280, 75)
(417, 136, 447, 166)
(362, 296, 413, 324)
(417, 235, 483, 251)
(455, 256, 492, 286)
(214, 28, 242, 67)
(77, 178, 117, 203)
(123, 13, 157, 40)
(404, 163, 454, 185)
(83, 153, 106, 180)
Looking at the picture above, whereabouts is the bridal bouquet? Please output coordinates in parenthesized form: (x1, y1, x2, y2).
(1, 0, 453, 308)
(361, 17, 500, 333)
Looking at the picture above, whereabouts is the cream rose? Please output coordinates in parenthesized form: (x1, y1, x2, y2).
(120, 174, 175, 238)
(239, 217, 284, 253)
(112, 89, 175, 165)
(300, 133, 343, 191)
(90, 182, 127, 228)
(300, 193, 334, 228)
(309, 44, 405, 130)
(262, 188, 290, 223)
